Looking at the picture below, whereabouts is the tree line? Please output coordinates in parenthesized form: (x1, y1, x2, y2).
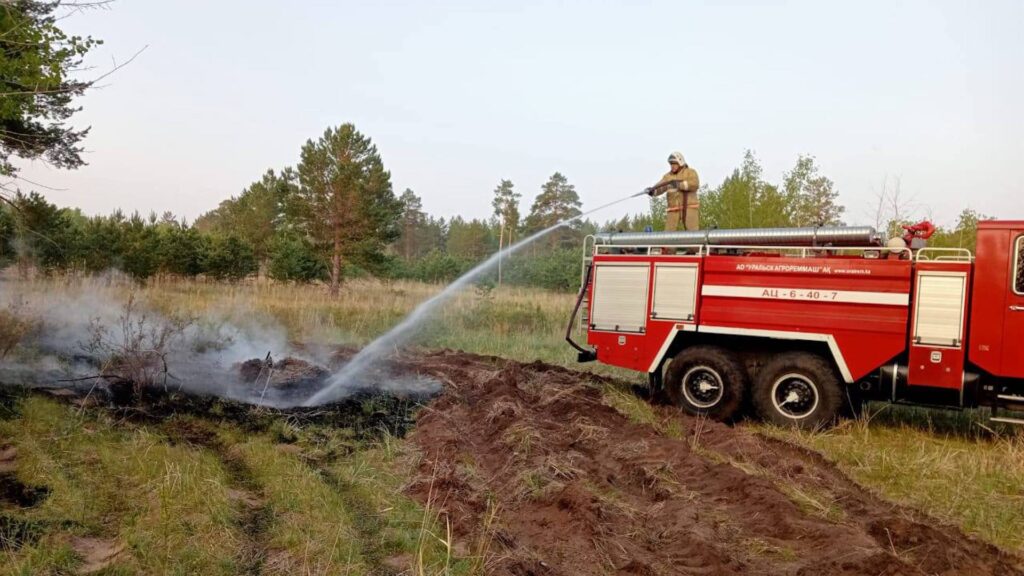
(0, 124, 989, 292)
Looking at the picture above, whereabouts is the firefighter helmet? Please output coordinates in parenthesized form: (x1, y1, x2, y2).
(668, 151, 686, 166)
(886, 237, 908, 250)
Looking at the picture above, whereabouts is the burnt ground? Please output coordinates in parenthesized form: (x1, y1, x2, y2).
(400, 350, 1024, 576)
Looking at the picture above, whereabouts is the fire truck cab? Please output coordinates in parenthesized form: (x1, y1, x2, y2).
(567, 221, 1024, 429)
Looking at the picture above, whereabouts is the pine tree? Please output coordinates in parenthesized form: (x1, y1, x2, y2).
(294, 124, 402, 296)
(203, 235, 257, 280)
(194, 168, 297, 266)
(491, 179, 521, 284)
(268, 231, 326, 281)
(0, 1, 102, 181)
(397, 188, 426, 261)
(491, 179, 521, 244)
(446, 217, 496, 263)
(11, 191, 67, 275)
(523, 172, 582, 248)
(157, 223, 207, 277)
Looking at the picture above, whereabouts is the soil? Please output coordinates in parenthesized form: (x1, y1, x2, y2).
(0, 444, 16, 473)
(402, 350, 1024, 576)
(69, 536, 126, 574)
(237, 356, 330, 389)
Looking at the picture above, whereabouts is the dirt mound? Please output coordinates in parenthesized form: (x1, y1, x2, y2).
(404, 351, 1024, 576)
(238, 356, 331, 389)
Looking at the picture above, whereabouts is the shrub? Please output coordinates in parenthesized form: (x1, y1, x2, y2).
(203, 235, 258, 280)
(268, 233, 326, 282)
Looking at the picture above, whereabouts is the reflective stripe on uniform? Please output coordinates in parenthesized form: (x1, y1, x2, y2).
(667, 204, 700, 212)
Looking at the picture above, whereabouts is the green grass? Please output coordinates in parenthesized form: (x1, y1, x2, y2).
(0, 394, 476, 575)
(0, 397, 239, 575)
(215, 426, 369, 574)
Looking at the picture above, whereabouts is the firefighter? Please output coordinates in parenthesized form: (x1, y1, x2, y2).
(646, 152, 700, 231)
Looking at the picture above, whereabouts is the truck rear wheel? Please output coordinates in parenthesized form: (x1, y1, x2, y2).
(752, 352, 843, 429)
(665, 346, 747, 421)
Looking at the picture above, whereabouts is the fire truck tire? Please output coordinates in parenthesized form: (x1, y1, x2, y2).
(664, 346, 747, 421)
(752, 352, 843, 429)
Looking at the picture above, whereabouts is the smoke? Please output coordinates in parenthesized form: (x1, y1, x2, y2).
(0, 273, 434, 407)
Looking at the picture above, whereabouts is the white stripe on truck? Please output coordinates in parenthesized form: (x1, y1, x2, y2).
(699, 325, 855, 383)
(701, 285, 909, 306)
(646, 324, 856, 384)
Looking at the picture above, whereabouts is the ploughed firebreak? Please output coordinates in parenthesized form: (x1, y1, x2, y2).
(567, 220, 1024, 429)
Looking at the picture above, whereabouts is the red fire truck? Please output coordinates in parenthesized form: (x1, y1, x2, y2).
(566, 221, 1024, 429)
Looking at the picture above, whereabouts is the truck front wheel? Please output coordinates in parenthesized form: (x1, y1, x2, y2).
(665, 346, 747, 421)
(752, 352, 843, 429)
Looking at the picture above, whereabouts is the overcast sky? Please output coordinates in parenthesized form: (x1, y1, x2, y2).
(14, 0, 1023, 228)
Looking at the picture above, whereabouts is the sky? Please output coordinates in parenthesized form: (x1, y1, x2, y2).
(13, 0, 1024, 228)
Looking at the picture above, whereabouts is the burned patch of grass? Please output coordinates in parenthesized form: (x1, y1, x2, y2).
(0, 473, 49, 508)
(114, 388, 427, 442)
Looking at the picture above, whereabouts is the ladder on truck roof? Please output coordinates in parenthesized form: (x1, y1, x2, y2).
(578, 236, 594, 332)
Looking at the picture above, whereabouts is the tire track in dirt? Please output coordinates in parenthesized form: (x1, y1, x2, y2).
(159, 419, 271, 575)
(401, 351, 1024, 576)
(309, 461, 401, 575)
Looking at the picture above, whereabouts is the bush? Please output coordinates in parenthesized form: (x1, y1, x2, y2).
(268, 233, 326, 282)
(502, 248, 581, 292)
(203, 235, 258, 280)
(407, 250, 466, 283)
(158, 226, 207, 277)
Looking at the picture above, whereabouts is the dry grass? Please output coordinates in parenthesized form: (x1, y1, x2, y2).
(143, 276, 577, 359)
(0, 305, 36, 360)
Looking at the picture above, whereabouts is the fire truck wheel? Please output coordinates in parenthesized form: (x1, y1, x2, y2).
(753, 352, 843, 429)
(665, 346, 747, 421)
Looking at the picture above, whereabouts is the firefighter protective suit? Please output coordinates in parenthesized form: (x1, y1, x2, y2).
(650, 165, 700, 231)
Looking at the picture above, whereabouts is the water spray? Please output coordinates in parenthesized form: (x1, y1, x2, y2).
(304, 190, 646, 406)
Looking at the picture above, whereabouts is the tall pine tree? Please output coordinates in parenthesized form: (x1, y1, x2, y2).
(397, 188, 426, 261)
(523, 172, 582, 248)
(295, 124, 401, 295)
(491, 179, 521, 245)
